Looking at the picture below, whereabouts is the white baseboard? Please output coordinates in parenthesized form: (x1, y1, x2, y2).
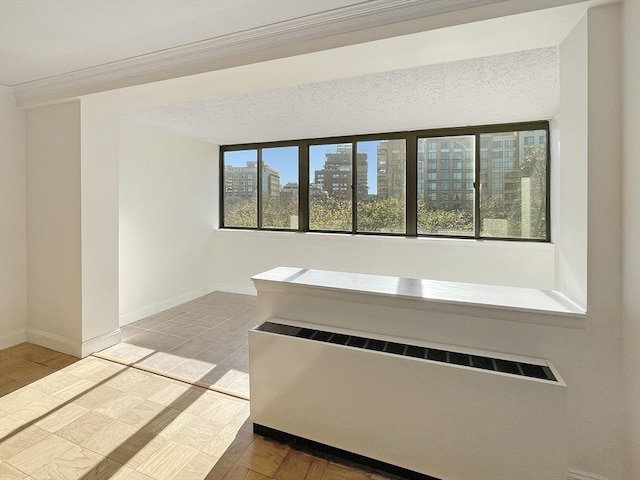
(567, 469, 610, 480)
(119, 284, 220, 326)
(27, 328, 121, 358)
(213, 283, 257, 296)
(0, 328, 28, 349)
(27, 328, 81, 357)
(119, 283, 256, 327)
(80, 329, 122, 358)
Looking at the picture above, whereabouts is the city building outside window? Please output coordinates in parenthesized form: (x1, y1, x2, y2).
(220, 121, 549, 241)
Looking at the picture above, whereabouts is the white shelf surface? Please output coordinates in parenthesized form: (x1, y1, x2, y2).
(252, 266, 586, 319)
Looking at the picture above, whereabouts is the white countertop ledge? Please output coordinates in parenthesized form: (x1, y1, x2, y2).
(252, 267, 586, 324)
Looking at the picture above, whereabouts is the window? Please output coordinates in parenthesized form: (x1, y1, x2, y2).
(309, 143, 352, 232)
(223, 149, 257, 227)
(262, 146, 299, 230)
(479, 129, 548, 239)
(220, 121, 549, 241)
(417, 135, 474, 237)
(356, 139, 406, 234)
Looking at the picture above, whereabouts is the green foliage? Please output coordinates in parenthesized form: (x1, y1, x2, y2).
(225, 195, 475, 234)
(224, 200, 257, 228)
(418, 201, 473, 235)
(310, 197, 351, 231)
(357, 196, 405, 233)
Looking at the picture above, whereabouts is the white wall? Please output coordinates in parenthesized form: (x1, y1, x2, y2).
(25, 101, 121, 356)
(26, 101, 83, 348)
(556, 12, 588, 310)
(214, 228, 557, 294)
(80, 103, 120, 353)
(621, 1, 640, 478)
(0, 86, 27, 348)
(119, 120, 218, 324)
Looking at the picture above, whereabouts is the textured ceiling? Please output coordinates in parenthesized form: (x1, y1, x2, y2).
(125, 46, 559, 145)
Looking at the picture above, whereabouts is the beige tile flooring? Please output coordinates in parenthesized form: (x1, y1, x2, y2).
(0, 344, 399, 480)
(97, 292, 256, 399)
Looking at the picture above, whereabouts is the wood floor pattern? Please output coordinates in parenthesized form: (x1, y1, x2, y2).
(0, 343, 400, 480)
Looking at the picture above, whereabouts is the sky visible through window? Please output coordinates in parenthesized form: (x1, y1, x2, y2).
(224, 142, 382, 194)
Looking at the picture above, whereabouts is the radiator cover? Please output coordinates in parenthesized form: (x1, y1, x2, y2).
(249, 320, 567, 480)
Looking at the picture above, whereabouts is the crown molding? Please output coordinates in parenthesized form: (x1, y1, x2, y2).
(12, 0, 503, 105)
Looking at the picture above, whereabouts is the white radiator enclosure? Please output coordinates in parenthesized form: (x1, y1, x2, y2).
(249, 319, 568, 480)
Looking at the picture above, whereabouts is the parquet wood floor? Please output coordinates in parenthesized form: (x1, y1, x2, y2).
(0, 344, 401, 480)
(96, 292, 255, 399)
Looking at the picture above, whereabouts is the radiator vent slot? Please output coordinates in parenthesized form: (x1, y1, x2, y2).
(256, 321, 557, 382)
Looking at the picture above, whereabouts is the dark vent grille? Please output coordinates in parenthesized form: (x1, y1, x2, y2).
(255, 322, 557, 382)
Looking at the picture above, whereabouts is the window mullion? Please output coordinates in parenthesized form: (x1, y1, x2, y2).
(474, 134, 481, 239)
(352, 142, 357, 234)
(406, 134, 417, 236)
(300, 142, 309, 232)
(257, 148, 263, 229)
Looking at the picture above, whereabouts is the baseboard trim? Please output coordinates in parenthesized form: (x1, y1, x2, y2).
(119, 283, 256, 326)
(119, 284, 220, 326)
(27, 328, 81, 357)
(81, 329, 122, 358)
(0, 328, 28, 349)
(212, 283, 257, 296)
(567, 469, 610, 480)
(26, 328, 122, 358)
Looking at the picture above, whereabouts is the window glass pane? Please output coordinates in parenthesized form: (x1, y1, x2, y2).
(356, 140, 406, 234)
(417, 136, 474, 236)
(479, 130, 547, 239)
(223, 150, 257, 227)
(261, 146, 298, 229)
(309, 144, 352, 231)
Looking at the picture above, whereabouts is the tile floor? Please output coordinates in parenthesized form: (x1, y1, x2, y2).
(0, 344, 398, 479)
(97, 292, 256, 399)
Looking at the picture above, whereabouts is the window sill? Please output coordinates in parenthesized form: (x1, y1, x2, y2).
(251, 267, 586, 329)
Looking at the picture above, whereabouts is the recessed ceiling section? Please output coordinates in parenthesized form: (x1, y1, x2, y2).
(124, 46, 559, 145)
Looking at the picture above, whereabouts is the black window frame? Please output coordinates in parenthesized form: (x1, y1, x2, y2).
(219, 120, 551, 242)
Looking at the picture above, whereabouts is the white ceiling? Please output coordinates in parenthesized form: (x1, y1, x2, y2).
(1, 0, 595, 146)
(0, 0, 367, 86)
(124, 47, 560, 145)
